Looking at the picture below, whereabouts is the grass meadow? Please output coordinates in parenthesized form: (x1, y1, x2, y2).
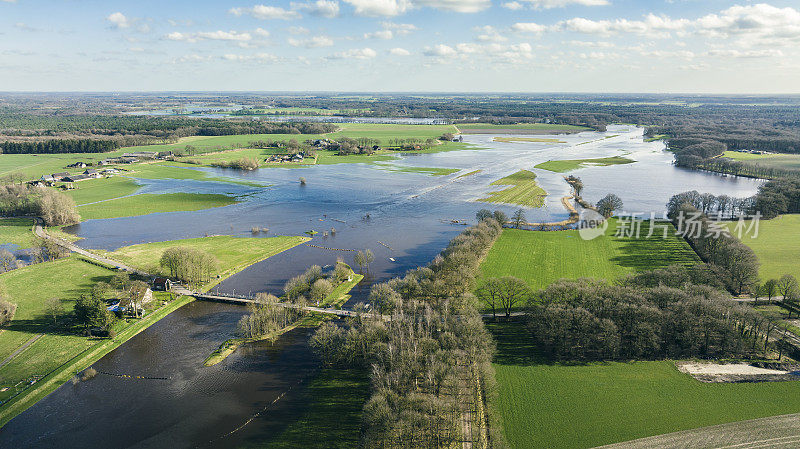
(724, 214, 800, 282)
(479, 219, 699, 290)
(0, 218, 37, 249)
(723, 151, 800, 170)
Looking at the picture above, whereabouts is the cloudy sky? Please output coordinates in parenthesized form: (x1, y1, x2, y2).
(1, 0, 799, 93)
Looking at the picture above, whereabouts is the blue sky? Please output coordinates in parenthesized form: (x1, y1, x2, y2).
(1, 0, 799, 92)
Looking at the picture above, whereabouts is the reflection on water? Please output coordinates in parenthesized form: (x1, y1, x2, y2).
(0, 126, 764, 447)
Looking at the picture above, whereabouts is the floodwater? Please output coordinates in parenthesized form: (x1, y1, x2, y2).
(0, 126, 764, 448)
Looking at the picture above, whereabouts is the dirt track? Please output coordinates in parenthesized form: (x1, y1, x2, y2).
(594, 413, 800, 449)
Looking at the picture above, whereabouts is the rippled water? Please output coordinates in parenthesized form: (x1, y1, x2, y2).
(0, 126, 764, 447)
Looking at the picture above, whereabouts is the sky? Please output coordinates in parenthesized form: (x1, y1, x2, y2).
(1, 0, 799, 93)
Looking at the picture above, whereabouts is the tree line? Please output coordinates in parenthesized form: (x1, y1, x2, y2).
(159, 247, 218, 287)
(0, 139, 120, 154)
(0, 183, 81, 226)
(311, 219, 506, 448)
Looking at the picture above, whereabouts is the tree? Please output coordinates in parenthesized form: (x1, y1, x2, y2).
(777, 275, 799, 300)
(310, 278, 333, 305)
(718, 241, 760, 295)
(475, 209, 492, 222)
(493, 210, 508, 225)
(73, 294, 112, 334)
(491, 277, 531, 318)
(0, 287, 15, 327)
(0, 249, 16, 272)
(45, 297, 63, 324)
(354, 249, 375, 272)
(476, 278, 504, 318)
(596, 193, 623, 218)
(764, 279, 779, 302)
(511, 209, 526, 229)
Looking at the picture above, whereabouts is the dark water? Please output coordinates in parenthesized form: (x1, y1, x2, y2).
(0, 126, 764, 448)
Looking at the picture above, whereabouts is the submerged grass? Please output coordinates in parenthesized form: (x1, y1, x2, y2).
(77, 192, 239, 220)
(477, 170, 547, 208)
(534, 156, 635, 173)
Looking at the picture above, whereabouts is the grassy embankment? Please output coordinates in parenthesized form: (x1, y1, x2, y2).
(0, 235, 307, 426)
(480, 219, 699, 291)
(477, 170, 547, 208)
(724, 214, 800, 283)
(534, 156, 635, 173)
(203, 272, 364, 367)
(488, 320, 800, 449)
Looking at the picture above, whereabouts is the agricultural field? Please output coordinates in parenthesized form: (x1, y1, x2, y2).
(0, 217, 37, 249)
(63, 176, 141, 205)
(534, 156, 635, 173)
(488, 320, 800, 449)
(77, 192, 239, 220)
(478, 170, 547, 208)
(480, 220, 699, 290)
(725, 214, 800, 282)
(722, 151, 800, 170)
(100, 235, 310, 281)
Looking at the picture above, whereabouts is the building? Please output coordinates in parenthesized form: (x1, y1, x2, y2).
(122, 151, 157, 159)
(63, 174, 92, 182)
(83, 169, 101, 178)
(51, 172, 70, 181)
(152, 277, 172, 291)
(67, 162, 87, 169)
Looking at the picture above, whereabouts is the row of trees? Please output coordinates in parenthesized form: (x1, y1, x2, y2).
(526, 269, 775, 361)
(0, 184, 81, 226)
(159, 247, 218, 286)
(667, 194, 760, 295)
(0, 139, 120, 154)
(237, 293, 308, 339)
(311, 219, 505, 448)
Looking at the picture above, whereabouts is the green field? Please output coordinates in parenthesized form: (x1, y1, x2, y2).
(0, 217, 37, 249)
(534, 156, 635, 173)
(725, 214, 800, 282)
(77, 192, 239, 220)
(102, 235, 309, 281)
(480, 220, 699, 290)
(63, 176, 142, 205)
(722, 151, 800, 170)
(488, 320, 800, 449)
(478, 170, 547, 208)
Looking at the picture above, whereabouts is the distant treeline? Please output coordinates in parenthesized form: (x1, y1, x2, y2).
(0, 139, 119, 154)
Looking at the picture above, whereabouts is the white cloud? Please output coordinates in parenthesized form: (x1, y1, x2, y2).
(365, 30, 393, 39)
(706, 49, 784, 59)
(415, 0, 490, 13)
(229, 5, 301, 20)
(288, 26, 310, 34)
(382, 22, 417, 35)
(424, 44, 457, 57)
(329, 47, 377, 59)
(255, 27, 271, 37)
(222, 52, 278, 62)
(475, 25, 507, 42)
(518, 0, 608, 9)
(502, 2, 524, 11)
(166, 30, 253, 43)
(291, 0, 340, 18)
(106, 12, 131, 29)
(288, 35, 334, 47)
(557, 14, 690, 36)
(389, 47, 411, 56)
(564, 40, 614, 48)
(697, 4, 800, 46)
(174, 54, 213, 63)
(511, 22, 546, 34)
(343, 0, 411, 17)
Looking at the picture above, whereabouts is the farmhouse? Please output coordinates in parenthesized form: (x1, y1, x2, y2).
(83, 169, 101, 178)
(123, 151, 158, 159)
(152, 277, 172, 291)
(51, 172, 70, 181)
(63, 174, 92, 182)
(67, 162, 87, 168)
